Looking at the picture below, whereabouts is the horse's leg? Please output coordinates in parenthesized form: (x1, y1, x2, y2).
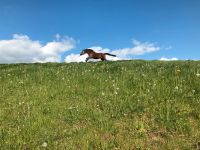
(86, 57, 90, 62)
(101, 54, 107, 61)
(101, 56, 107, 61)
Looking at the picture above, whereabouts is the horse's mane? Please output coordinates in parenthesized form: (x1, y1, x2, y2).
(84, 49, 95, 53)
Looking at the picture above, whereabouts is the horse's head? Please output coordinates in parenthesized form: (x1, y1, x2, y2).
(80, 49, 86, 56)
(80, 49, 94, 56)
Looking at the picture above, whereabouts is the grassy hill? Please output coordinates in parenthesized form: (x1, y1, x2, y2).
(0, 60, 200, 149)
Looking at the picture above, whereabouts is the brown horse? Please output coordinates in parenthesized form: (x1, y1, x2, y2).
(80, 48, 116, 62)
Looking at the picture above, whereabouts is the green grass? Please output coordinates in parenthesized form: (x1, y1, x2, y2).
(0, 60, 200, 149)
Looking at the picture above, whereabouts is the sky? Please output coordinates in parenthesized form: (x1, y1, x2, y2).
(0, 0, 200, 63)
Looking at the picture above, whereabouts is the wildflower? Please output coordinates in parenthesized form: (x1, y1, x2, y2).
(123, 113, 128, 117)
(68, 106, 74, 110)
(196, 73, 200, 77)
(176, 69, 181, 72)
(102, 92, 105, 96)
(175, 86, 179, 90)
(192, 90, 195, 93)
(42, 142, 47, 148)
(19, 81, 23, 84)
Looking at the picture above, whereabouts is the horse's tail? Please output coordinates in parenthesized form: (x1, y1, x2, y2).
(105, 53, 116, 57)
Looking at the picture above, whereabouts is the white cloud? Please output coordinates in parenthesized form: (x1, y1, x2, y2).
(111, 39, 160, 57)
(64, 53, 88, 63)
(160, 57, 178, 61)
(55, 33, 61, 41)
(164, 45, 172, 50)
(88, 46, 110, 53)
(0, 34, 75, 63)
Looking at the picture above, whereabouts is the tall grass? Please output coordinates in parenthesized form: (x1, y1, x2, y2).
(0, 60, 200, 149)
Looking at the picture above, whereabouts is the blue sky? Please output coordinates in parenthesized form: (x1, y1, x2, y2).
(0, 0, 200, 63)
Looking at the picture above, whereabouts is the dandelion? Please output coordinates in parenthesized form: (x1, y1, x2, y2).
(42, 142, 47, 148)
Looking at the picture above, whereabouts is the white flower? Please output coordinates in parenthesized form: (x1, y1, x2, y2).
(175, 86, 179, 90)
(196, 73, 200, 77)
(42, 142, 47, 147)
(19, 81, 23, 84)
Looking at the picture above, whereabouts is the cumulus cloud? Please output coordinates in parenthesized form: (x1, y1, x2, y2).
(0, 34, 75, 63)
(65, 53, 88, 63)
(160, 57, 178, 61)
(111, 39, 160, 57)
(88, 46, 110, 53)
(64, 39, 161, 62)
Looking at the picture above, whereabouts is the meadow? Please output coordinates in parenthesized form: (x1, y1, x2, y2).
(0, 60, 200, 149)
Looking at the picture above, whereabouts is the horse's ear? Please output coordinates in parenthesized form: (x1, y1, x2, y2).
(80, 49, 85, 55)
